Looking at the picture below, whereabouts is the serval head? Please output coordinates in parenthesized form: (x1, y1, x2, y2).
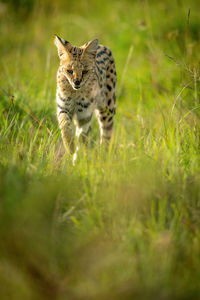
(54, 35, 98, 90)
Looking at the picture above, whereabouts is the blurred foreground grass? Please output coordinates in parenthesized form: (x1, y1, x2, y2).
(1, 0, 200, 299)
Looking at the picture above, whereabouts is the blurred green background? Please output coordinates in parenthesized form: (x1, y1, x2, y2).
(1, 0, 200, 299)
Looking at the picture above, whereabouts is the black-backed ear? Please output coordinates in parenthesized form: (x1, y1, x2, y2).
(82, 38, 98, 59)
(54, 35, 73, 59)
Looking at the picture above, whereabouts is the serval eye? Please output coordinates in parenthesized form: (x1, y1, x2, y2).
(82, 70, 88, 75)
(67, 69, 73, 74)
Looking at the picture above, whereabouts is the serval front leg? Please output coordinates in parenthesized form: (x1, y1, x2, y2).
(97, 106, 115, 144)
(57, 111, 74, 155)
(73, 109, 93, 164)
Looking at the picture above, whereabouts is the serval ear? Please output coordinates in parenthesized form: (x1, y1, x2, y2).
(82, 38, 98, 59)
(54, 35, 73, 60)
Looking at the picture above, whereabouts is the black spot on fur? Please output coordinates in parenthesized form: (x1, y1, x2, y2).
(108, 99, 111, 106)
(96, 60, 104, 65)
(100, 116, 107, 122)
(107, 84, 112, 92)
(57, 103, 64, 109)
(58, 109, 70, 116)
(97, 50, 105, 57)
(58, 93, 72, 102)
(83, 102, 90, 108)
(100, 109, 107, 114)
(109, 108, 115, 114)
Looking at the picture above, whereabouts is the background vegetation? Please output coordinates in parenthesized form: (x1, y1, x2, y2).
(1, 0, 200, 299)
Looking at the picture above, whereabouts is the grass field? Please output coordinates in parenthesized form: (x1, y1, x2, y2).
(1, 0, 200, 299)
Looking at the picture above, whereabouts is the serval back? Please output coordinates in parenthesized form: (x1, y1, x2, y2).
(54, 35, 116, 162)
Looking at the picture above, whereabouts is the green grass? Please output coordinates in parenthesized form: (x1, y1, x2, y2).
(1, 0, 200, 299)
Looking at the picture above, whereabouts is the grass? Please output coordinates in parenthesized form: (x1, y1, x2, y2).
(1, 0, 200, 299)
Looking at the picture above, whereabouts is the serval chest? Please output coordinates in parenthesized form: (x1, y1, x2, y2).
(54, 35, 116, 161)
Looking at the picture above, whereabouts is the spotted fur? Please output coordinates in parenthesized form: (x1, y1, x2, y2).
(54, 35, 116, 159)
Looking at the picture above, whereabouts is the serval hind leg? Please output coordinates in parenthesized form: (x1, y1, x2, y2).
(98, 50, 116, 145)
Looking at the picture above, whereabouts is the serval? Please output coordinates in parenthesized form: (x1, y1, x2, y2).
(54, 35, 116, 162)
